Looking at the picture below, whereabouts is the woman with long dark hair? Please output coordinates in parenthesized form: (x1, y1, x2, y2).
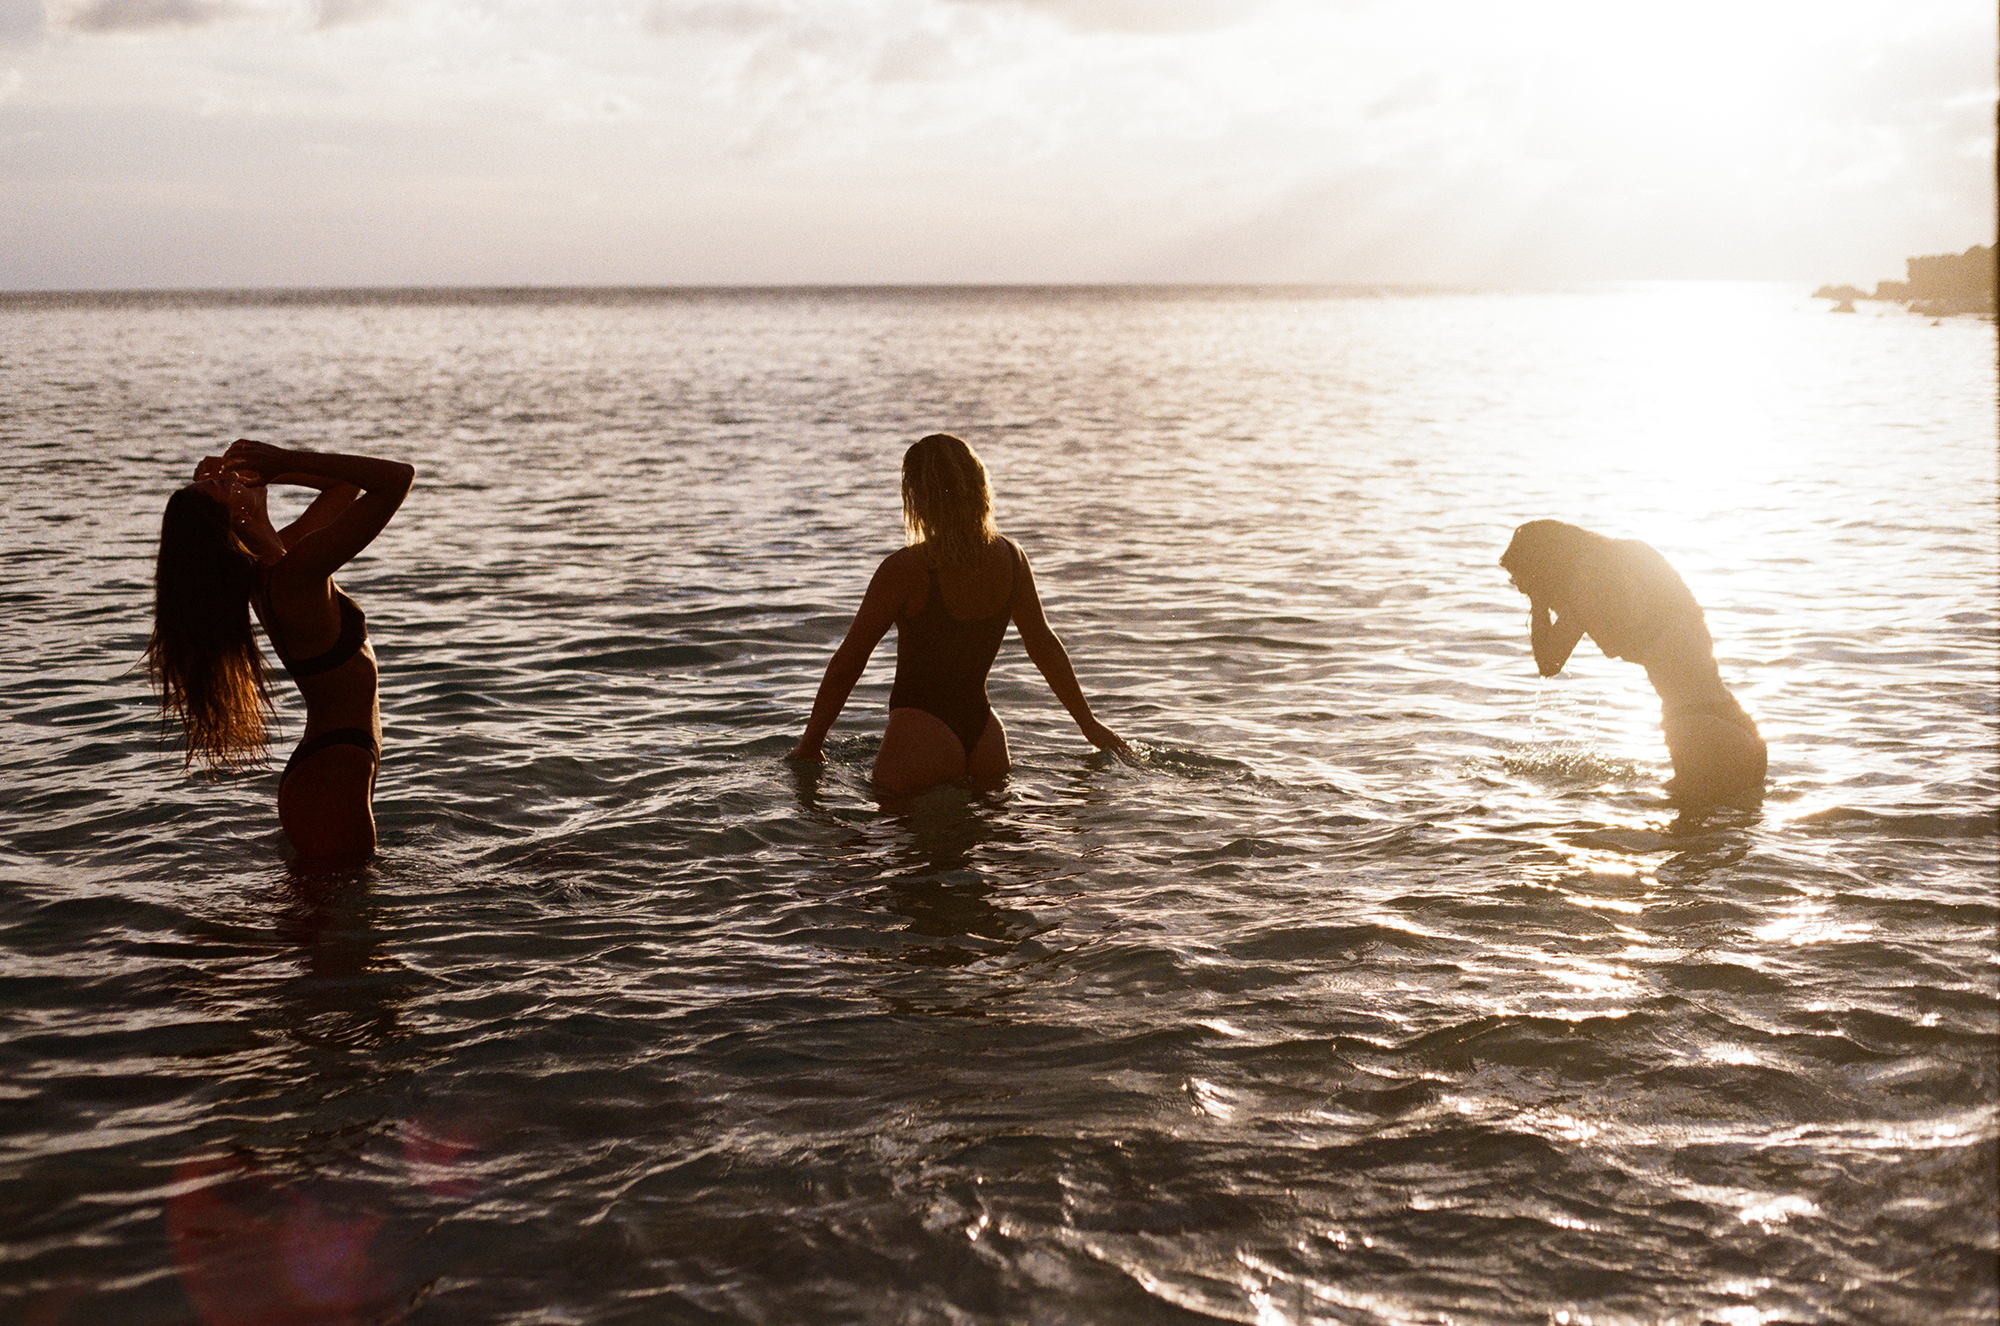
(1500, 519, 1766, 807)
(148, 440, 414, 862)
(790, 433, 1127, 792)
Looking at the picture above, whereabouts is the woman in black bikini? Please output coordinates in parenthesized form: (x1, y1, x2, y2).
(148, 440, 414, 862)
(789, 433, 1127, 792)
(1501, 519, 1766, 807)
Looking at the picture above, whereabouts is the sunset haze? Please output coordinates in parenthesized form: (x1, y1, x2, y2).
(1, 0, 1992, 289)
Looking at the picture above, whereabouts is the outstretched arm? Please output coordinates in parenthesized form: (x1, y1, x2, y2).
(1010, 553, 1128, 754)
(788, 555, 909, 762)
(1529, 602, 1584, 677)
(223, 440, 413, 582)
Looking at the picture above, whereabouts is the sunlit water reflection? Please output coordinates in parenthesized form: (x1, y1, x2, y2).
(1, 284, 1993, 1323)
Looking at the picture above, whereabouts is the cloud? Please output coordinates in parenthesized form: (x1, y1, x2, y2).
(871, 26, 955, 81)
(994, 0, 1275, 34)
(3, 0, 1990, 287)
(0, 0, 45, 43)
(635, 0, 1019, 153)
(45, 0, 397, 33)
(642, 0, 794, 40)
(1363, 71, 1444, 121)
(545, 91, 641, 124)
(55, 0, 238, 31)
(316, 0, 396, 27)
(632, 0, 1298, 163)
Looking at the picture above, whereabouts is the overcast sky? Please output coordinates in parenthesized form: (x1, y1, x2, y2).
(1, 0, 1992, 289)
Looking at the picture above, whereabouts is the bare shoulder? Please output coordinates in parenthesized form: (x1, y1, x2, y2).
(1572, 538, 1650, 598)
(877, 545, 927, 581)
(870, 546, 931, 607)
(1609, 537, 1675, 573)
(993, 536, 1035, 592)
(1609, 538, 1694, 600)
(992, 535, 1035, 579)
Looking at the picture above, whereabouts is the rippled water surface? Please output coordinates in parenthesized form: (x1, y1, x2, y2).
(2, 285, 1995, 1324)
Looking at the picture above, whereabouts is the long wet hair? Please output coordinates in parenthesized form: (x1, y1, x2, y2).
(146, 486, 271, 771)
(901, 433, 997, 568)
(1500, 519, 1607, 604)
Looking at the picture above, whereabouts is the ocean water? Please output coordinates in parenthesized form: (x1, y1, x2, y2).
(0, 284, 1993, 1324)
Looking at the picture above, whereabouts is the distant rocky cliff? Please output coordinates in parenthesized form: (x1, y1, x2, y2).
(1817, 245, 1995, 315)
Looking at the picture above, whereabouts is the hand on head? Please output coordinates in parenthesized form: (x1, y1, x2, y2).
(221, 438, 287, 486)
(185, 453, 282, 565)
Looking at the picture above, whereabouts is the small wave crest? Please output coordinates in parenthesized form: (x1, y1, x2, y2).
(1795, 806, 1999, 839)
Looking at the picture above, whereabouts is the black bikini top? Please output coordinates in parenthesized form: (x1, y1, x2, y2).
(265, 586, 368, 680)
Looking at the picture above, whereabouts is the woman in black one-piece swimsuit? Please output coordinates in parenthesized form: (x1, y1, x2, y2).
(149, 440, 414, 863)
(790, 433, 1127, 793)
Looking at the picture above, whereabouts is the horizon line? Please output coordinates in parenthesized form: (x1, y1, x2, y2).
(0, 278, 1822, 301)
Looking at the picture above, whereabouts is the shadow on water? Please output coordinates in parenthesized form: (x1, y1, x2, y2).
(1654, 807, 1763, 883)
(271, 862, 409, 1053)
(1558, 804, 1763, 889)
(16, 865, 447, 1326)
(879, 797, 1056, 965)
(145, 863, 542, 1326)
(789, 760, 1054, 968)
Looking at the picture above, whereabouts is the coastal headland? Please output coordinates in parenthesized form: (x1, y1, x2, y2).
(1816, 244, 1996, 316)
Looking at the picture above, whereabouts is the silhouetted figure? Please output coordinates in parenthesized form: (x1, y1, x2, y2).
(1500, 520, 1766, 807)
(790, 433, 1127, 792)
(149, 441, 414, 863)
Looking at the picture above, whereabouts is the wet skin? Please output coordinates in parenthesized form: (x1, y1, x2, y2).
(1511, 535, 1766, 808)
(791, 535, 1125, 794)
(194, 441, 412, 864)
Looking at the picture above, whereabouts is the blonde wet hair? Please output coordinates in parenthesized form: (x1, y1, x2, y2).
(901, 433, 997, 568)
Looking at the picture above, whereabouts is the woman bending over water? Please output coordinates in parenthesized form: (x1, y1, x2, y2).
(790, 433, 1128, 792)
(148, 440, 414, 862)
(1501, 519, 1766, 807)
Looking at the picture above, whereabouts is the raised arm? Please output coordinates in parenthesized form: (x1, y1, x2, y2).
(1529, 601, 1584, 677)
(1010, 552, 1127, 754)
(251, 468, 364, 550)
(274, 483, 363, 550)
(788, 553, 913, 762)
(223, 440, 413, 582)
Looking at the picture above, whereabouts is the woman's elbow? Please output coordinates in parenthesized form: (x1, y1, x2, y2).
(829, 640, 873, 678)
(1017, 619, 1060, 654)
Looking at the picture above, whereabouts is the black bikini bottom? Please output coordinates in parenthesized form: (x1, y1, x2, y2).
(282, 728, 380, 787)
